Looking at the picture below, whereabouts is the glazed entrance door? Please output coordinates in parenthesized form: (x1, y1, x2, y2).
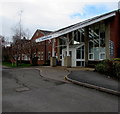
(76, 45, 85, 67)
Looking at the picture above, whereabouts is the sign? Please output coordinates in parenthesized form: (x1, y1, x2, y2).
(36, 35, 52, 42)
(109, 40, 114, 57)
(36, 33, 59, 42)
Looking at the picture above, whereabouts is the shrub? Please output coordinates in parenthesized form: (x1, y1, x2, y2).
(95, 59, 120, 80)
(113, 62, 120, 79)
(95, 63, 106, 74)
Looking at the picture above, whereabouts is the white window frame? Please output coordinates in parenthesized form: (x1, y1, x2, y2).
(88, 53, 94, 60)
(99, 52, 106, 60)
(41, 56, 43, 60)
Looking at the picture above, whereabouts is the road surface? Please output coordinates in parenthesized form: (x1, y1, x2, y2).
(2, 67, 119, 112)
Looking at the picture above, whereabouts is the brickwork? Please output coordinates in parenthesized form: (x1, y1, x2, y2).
(110, 11, 120, 58)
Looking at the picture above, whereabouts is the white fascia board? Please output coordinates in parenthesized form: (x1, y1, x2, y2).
(57, 12, 116, 36)
(36, 12, 115, 43)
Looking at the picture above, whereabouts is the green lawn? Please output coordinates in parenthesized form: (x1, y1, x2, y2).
(2, 62, 32, 68)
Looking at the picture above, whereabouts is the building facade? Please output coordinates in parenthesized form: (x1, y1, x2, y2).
(36, 10, 120, 67)
(6, 10, 120, 67)
(31, 29, 58, 65)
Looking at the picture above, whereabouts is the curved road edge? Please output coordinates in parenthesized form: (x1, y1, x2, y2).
(65, 74, 120, 96)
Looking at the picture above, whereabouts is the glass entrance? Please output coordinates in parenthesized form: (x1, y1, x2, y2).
(76, 45, 85, 67)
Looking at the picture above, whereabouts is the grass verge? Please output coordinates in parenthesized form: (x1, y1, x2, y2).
(2, 62, 32, 68)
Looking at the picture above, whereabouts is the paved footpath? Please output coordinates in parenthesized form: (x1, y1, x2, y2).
(38, 66, 70, 83)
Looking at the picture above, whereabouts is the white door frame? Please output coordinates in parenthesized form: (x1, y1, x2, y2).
(62, 44, 85, 67)
(75, 45, 85, 67)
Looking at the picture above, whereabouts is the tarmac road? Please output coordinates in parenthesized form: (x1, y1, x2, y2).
(2, 68, 119, 112)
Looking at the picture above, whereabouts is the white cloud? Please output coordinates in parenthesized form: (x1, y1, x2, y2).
(0, 0, 119, 40)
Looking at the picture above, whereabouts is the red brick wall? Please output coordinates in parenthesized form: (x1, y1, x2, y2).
(31, 30, 44, 41)
(31, 30, 58, 65)
(110, 11, 120, 58)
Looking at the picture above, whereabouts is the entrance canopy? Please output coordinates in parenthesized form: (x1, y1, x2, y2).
(36, 11, 116, 43)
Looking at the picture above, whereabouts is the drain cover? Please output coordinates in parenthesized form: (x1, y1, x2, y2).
(15, 87, 30, 92)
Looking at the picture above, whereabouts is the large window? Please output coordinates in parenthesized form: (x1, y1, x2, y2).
(88, 23, 106, 60)
(76, 46, 84, 59)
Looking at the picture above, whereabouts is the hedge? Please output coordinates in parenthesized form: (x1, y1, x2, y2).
(95, 59, 120, 80)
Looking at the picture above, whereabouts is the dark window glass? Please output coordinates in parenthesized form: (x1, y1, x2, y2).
(100, 32, 105, 47)
(76, 50, 81, 59)
(76, 61, 81, 66)
(82, 61, 84, 66)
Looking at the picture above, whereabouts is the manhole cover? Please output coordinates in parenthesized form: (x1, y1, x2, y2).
(15, 87, 30, 92)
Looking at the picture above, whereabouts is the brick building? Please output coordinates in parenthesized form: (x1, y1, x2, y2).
(6, 9, 120, 67)
(30, 29, 58, 65)
(36, 9, 120, 67)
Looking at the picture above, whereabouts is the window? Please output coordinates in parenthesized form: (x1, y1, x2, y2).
(48, 52, 51, 60)
(76, 61, 81, 66)
(27, 55, 30, 60)
(76, 61, 85, 66)
(41, 56, 43, 60)
(100, 32, 105, 47)
(34, 53, 36, 57)
(38, 52, 40, 60)
(88, 23, 106, 60)
(41, 52, 44, 60)
(99, 52, 105, 60)
(89, 53, 94, 60)
(76, 46, 84, 59)
(76, 50, 81, 59)
(73, 29, 84, 44)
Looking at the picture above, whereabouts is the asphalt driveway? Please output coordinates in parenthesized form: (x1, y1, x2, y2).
(68, 70, 119, 92)
(2, 67, 119, 112)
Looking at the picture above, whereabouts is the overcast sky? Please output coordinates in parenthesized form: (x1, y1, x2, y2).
(0, 0, 120, 41)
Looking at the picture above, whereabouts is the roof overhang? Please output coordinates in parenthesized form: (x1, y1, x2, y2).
(36, 12, 116, 43)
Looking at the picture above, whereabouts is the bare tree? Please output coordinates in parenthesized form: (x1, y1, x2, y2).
(11, 10, 30, 66)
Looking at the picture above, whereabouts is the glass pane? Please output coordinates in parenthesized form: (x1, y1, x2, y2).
(94, 47, 99, 60)
(82, 61, 84, 66)
(82, 50, 84, 59)
(89, 54, 93, 59)
(100, 53, 105, 60)
(76, 61, 81, 66)
(100, 32, 105, 47)
(76, 50, 81, 59)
